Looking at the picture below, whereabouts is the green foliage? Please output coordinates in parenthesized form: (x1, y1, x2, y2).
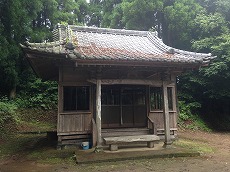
(163, 0, 204, 49)
(86, 1, 102, 27)
(0, 0, 89, 97)
(121, 0, 163, 30)
(0, 98, 18, 133)
(16, 79, 58, 110)
(178, 101, 211, 131)
(178, 101, 201, 121)
(101, 0, 123, 28)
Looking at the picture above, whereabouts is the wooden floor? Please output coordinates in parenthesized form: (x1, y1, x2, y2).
(102, 128, 150, 137)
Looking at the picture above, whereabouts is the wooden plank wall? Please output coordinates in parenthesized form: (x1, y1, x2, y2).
(148, 112, 177, 130)
(58, 113, 91, 135)
(58, 67, 93, 136)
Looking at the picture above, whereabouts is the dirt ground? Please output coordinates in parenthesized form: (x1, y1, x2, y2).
(0, 130, 230, 172)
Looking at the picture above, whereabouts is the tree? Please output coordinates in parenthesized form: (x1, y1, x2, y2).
(86, 0, 102, 27)
(178, 11, 230, 129)
(121, 0, 163, 30)
(101, 0, 123, 29)
(0, 0, 89, 97)
(163, 0, 204, 49)
(0, 0, 30, 98)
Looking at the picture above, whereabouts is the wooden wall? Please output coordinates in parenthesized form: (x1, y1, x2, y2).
(58, 112, 91, 135)
(57, 66, 93, 136)
(57, 65, 178, 137)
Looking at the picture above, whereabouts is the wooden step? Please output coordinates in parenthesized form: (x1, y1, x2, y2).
(58, 134, 91, 147)
(102, 128, 150, 137)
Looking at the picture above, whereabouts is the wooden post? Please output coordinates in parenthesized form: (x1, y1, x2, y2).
(162, 81, 172, 148)
(57, 67, 63, 150)
(96, 79, 102, 149)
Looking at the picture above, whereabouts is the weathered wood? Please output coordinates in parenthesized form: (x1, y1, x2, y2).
(104, 135, 160, 151)
(58, 131, 91, 135)
(57, 67, 63, 133)
(157, 128, 177, 135)
(148, 112, 177, 131)
(88, 79, 175, 87)
(172, 85, 178, 130)
(61, 134, 90, 140)
(157, 128, 177, 131)
(162, 81, 172, 147)
(96, 79, 102, 147)
(102, 128, 150, 137)
(104, 135, 160, 144)
(147, 116, 156, 134)
(91, 118, 97, 147)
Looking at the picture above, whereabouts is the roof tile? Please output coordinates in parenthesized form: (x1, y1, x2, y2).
(22, 25, 215, 65)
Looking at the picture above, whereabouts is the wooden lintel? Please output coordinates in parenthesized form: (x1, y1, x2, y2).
(88, 79, 174, 86)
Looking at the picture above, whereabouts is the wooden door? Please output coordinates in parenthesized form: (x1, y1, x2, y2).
(122, 86, 147, 127)
(102, 85, 147, 128)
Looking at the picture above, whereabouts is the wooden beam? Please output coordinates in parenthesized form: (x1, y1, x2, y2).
(96, 79, 102, 148)
(162, 81, 173, 148)
(88, 79, 175, 87)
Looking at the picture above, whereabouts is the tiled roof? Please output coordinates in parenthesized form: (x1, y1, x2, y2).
(22, 25, 215, 66)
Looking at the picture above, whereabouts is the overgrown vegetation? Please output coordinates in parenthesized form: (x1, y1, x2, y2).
(0, 78, 57, 136)
(0, 96, 57, 139)
(178, 101, 211, 132)
(0, 99, 18, 135)
(16, 78, 58, 110)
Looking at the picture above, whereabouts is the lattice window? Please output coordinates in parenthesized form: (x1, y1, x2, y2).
(63, 86, 90, 111)
(150, 87, 173, 111)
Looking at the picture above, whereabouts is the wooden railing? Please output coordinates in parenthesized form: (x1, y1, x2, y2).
(147, 116, 157, 134)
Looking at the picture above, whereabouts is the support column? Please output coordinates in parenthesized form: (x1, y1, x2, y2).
(96, 79, 102, 149)
(162, 81, 172, 148)
(57, 67, 63, 150)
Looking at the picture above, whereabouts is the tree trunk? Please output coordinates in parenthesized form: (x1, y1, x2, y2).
(9, 86, 16, 99)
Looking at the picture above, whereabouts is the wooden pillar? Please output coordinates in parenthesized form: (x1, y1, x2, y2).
(162, 81, 172, 148)
(96, 79, 102, 148)
(57, 66, 63, 149)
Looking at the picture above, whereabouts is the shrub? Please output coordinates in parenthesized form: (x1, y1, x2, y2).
(178, 101, 211, 131)
(16, 79, 58, 110)
(0, 98, 18, 134)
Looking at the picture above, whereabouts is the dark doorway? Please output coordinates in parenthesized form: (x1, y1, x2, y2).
(101, 85, 147, 128)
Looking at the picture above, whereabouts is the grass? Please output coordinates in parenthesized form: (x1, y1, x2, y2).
(0, 133, 75, 165)
(174, 139, 214, 155)
(17, 120, 56, 132)
(0, 133, 208, 165)
(28, 148, 75, 164)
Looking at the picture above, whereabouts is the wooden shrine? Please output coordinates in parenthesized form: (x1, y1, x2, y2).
(21, 24, 214, 150)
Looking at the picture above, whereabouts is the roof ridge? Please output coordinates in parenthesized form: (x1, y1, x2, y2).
(147, 32, 212, 58)
(24, 41, 65, 48)
(68, 25, 151, 36)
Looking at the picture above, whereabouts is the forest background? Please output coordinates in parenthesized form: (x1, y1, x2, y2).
(0, 0, 230, 133)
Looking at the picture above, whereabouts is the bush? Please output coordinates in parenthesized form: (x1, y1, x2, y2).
(0, 98, 18, 133)
(178, 101, 211, 131)
(16, 79, 58, 110)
